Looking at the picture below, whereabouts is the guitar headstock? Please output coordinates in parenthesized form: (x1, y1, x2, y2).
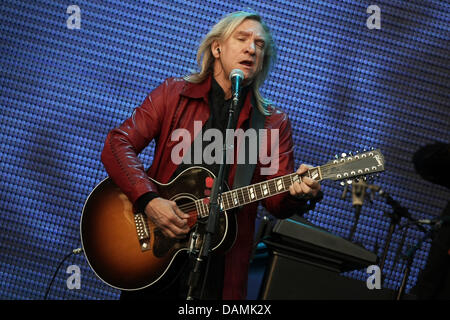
(320, 149, 385, 183)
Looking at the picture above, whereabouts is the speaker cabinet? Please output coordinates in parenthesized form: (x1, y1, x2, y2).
(259, 250, 402, 300)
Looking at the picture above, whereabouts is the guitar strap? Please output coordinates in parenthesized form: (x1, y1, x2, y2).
(232, 98, 266, 190)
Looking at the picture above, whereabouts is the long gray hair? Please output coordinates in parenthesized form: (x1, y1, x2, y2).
(184, 11, 277, 115)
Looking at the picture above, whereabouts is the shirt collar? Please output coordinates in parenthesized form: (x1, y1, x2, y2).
(181, 73, 255, 125)
(181, 73, 252, 108)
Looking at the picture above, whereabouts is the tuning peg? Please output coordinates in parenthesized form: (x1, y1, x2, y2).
(340, 181, 346, 186)
(346, 179, 353, 185)
(341, 153, 347, 158)
(335, 154, 339, 159)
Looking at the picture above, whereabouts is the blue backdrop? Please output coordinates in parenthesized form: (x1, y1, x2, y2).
(0, 0, 449, 299)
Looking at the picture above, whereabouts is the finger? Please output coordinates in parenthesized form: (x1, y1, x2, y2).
(293, 181, 303, 195)
(164, 203, 188, 229)
(160, 227, 177, 239)
(300, 182, 312, 195)
(161, 218, 189, 237)
(296, 164, 310, 175)
(151, 210, 188, 235)
(305, 180, 321, 198)
(168, 211, 189, 229)
(297, 163, 314, 174)
(167, 210, 190, 232)
(289, 184, 296, 196)
(171, 201, 191, 219)
(303, 177, 320, 188)
(169, 224, 190, 238)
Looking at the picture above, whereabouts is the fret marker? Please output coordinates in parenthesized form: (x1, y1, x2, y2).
(262, 183, 268, 196)
(249, 187, 255, 200)
(276, 179, 283, 191)
(232, 191, 238, 205)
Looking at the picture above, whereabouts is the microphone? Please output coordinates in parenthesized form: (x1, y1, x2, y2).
(418, 216, 450, 225)
(229, 69, 244, 105)
(378, 188, 412, 220)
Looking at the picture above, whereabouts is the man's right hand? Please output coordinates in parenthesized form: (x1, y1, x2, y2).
(144, 197, 191, 239)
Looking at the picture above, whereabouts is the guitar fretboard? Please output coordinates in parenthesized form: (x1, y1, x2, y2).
(195, 167, 322, 218)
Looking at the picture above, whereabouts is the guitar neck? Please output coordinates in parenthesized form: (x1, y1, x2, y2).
(195, 167, 323, 218)
(193, 149, 385, 218)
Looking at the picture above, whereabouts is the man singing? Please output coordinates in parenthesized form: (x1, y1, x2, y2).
(101, 10, 322, 300)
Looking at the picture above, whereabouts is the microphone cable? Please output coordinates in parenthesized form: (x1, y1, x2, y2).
(44, 247, 83, 300)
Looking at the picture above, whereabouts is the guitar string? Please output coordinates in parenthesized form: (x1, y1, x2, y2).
(176, 174, 293, 212)
(177, 172, 372, 214)
(175, 156, 381, 214)
(176, 174, 299, 215)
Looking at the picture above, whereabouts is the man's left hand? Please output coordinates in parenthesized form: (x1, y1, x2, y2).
(288, 164, 321, 200)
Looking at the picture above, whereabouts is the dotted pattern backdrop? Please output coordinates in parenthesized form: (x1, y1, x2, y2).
(0, 0, 449, 299)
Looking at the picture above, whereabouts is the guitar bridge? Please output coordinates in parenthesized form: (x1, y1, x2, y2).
(134, 213, 151, 251)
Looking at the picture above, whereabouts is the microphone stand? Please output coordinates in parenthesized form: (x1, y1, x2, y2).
(186, 78, 240, 301)
(395, 220, 441, 300)
(341, 179, 378, 241)
(377, 189, 412, 273)
(348, 179, 367, 241)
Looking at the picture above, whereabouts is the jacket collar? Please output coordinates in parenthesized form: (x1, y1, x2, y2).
(181, 73, 254, 126)
(181, 74, 213, 103)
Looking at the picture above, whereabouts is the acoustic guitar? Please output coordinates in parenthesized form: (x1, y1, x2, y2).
(80, 149, 385, 290)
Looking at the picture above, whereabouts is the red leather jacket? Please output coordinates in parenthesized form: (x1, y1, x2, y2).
(101, 74, 306, 299)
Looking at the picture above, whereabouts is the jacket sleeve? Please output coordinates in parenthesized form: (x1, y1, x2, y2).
(100, 80, 168, 205)
(260, 111, 314, 219)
